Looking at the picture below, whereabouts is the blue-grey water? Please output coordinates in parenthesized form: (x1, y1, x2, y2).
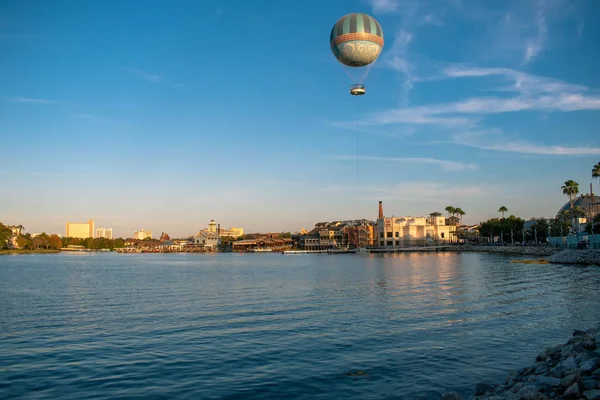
(1, 252, 599, 400)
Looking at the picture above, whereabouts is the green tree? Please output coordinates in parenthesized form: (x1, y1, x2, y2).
(0, 223, 13, 249)
(445, 206, 455, 221)
(454, 208, 465, 225)
(593, 161, 600, 186)
(498, 206, 508, 219)
(561, 180, 579, 211)
(48, 234, 62, 249)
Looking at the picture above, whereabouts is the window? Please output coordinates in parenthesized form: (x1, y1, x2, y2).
(386, 232, 392, 238)
(386, 241, 393, 246)
(395, 232, 399, 237)
(395, 241, 399, 245)
(380, 241, 384, 246)
(380, 232, 384, 238)
(441, 233, 445, 239)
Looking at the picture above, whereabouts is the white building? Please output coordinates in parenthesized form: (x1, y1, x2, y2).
(96, 228, 113, 239)
(193, 231, 220, 248)
(133, 229, 152, 240)
(376, 208, 452, 248)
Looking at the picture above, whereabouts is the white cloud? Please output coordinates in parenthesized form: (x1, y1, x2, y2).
(369, 0, 401, 13)
(9, 97, 59, 104)
(523, 0, 548, 64)
(452, 131, 600, 155)
(330, 155, 477, 171)
(129, 68, 161, 82)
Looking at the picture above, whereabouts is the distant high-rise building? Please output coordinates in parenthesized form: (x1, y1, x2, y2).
(96, 228, 113, 239)
(65, 220, 94, 239)
(133, 229, 152, 240)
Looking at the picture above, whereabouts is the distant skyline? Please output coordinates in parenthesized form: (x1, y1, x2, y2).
(1, 0, 599, 238)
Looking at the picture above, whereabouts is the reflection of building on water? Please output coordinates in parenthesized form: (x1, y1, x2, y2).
(376, 201, 453, 248)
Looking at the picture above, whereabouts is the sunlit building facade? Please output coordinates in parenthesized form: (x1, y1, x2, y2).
(65, 220, 95, 239)
(133, 229, 152, 240)
(96, 228, 113, 239)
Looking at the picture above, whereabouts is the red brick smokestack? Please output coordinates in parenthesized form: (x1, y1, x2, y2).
(378, 201, 384, 219)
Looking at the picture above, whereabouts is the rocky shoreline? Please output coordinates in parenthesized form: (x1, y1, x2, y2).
(442, 326, 600, 400)
(449, 246, 600, 266)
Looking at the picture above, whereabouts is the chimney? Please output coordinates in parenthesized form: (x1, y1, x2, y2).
(378, 201, 384, 219)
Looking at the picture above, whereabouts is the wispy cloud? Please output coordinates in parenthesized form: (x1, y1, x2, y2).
(9, 97, 59, 104)
(322, 181, 500, 200)
(330, 155, 477, 171)
(211, 8, 224, 20)
(452, 130, 600, 155)
(128, 68, 161, 82)
(523, 0, 548, 65)
(77, 114, 96, 120)
(382, 30, 414, 106)
(369, 0, 401, 13)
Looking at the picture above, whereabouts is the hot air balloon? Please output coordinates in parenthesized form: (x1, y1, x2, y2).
(330, 13, 384, 95)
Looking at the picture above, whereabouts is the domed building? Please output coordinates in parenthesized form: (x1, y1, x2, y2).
(556, 192, 600, 219)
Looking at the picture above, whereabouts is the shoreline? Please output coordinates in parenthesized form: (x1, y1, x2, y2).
(442, 325, 600, 400)
(0, 249, 61, 255)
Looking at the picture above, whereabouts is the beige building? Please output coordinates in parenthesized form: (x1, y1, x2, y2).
(96, 228, 113, 239)
(206, 219, 244, 238)
(376, 202, 451, 247)
(65, 220, 95, 239)
(133, 229, 152, 240)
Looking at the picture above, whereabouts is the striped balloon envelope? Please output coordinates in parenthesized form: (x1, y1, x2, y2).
(330, 13, 384, 68)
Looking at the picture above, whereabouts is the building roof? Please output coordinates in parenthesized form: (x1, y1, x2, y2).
(557, 194, 600, 217)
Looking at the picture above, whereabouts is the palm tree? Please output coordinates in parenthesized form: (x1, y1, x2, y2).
(498, 206, 508, 219)
(455, 208, 465, 225)
(561, 180, 579, 211)
(593, 162, 600, 188)
(445, 206, 455, 219)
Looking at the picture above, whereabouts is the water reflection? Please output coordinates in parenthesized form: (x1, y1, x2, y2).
(0, 253, 599, 400)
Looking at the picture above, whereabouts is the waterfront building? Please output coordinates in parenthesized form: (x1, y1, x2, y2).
(96, 228, 113, 239)
(203, 219, 244, 238)
(65, 220, 95, 239)
(193, 231, 220, 248)
(133, 229, 152, 240)
(375, 202, 452, 247)
(293, 219, 376, 250)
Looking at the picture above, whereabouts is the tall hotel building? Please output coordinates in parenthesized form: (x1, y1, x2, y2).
(96, 228, 113, 239)
(65, 220, 95, 239)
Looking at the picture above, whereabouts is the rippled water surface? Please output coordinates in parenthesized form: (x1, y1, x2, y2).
(1, 252, 599, 399)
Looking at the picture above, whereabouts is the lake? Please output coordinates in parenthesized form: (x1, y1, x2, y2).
(1, 252, 599, 399)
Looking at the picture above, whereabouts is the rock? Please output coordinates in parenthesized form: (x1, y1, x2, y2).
(584, 379, 598, 390)
(583, 389, 600, 400)
(441, 391, 463, 400)
(475, 383, 495, 396)
(575, 330, 588, 337)
(533, 375, 561, 387)
(585, 338, 598, 350)
(517, 385, 544, 399)
(561, 373, 582, 387)
(552, 365, 568, 378)
(563, 382, 580, 398)
(562, 357, 578, 370)
(511, 382, 525, 393)
(582, 360, 598, 374)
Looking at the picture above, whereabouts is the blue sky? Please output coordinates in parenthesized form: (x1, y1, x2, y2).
(1, 0, 599, 238)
